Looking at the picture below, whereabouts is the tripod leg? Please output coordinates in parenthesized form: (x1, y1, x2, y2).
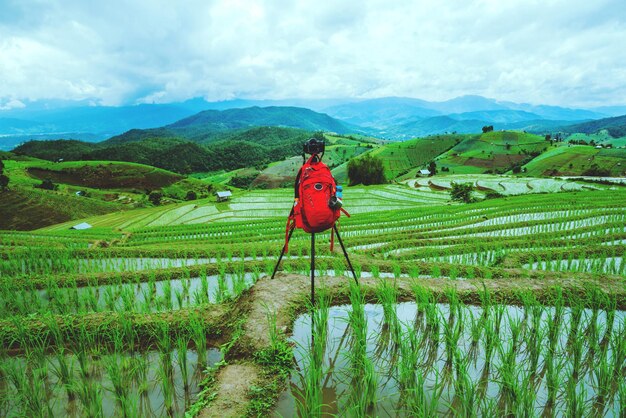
(311, 232, 315, 349)
(271, 225, 295, 279)
(333, 224, 359, 286)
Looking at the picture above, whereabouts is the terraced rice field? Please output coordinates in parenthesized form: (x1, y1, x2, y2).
(1, 186, 625, 417)
(405, 174, 601, 196)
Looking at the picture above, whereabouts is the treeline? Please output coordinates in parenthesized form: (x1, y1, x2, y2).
(0, 158, 8, 190)
(13, 127, 312, 174)
(347, 153, 386, 185)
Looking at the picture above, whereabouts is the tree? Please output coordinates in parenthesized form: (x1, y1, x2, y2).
(428, 161, 437, 176)
(0, 160, 7, 191)
(482, 125, 494, 133)
(37, 179, 56, 190)
(347, 154, 386, 186)
(148, 191, 162, 205)
(185, 190, 197, 200)
(450, 182, 474, 203)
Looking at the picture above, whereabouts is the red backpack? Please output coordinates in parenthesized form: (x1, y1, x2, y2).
(284, 155, 348, 251)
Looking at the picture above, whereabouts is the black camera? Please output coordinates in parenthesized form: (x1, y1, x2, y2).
(303, 137, 325, 155)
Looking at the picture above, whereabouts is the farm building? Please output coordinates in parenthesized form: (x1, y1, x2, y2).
(70, 222, 92, 230)
(418, 169, 431, 177)
(216, 190, 232, 202)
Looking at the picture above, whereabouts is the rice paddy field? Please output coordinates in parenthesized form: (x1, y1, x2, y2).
(1, 182, 625, 417)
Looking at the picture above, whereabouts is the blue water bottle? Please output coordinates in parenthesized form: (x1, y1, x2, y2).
(336, 185, 343, 199)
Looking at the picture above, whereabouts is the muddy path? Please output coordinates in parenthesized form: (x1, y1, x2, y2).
(198, 271, 626, 417)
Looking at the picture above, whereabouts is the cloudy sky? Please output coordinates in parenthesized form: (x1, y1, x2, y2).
(1, 0, 625, 108)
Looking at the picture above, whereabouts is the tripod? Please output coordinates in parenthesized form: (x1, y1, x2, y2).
(271, 223, 359, 286)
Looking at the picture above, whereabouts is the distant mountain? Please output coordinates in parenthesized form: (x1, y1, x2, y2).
(169, 106, 358, 133)
(323, 97, 441, 129)
(322, 95, 610, 138)
(448, 110, 542, 124)
(0, 100, 211, 142)
(589, 105, 626, 117)
(3, 95, 622, 144)
(198, 98, 354, 112)
(390, 116, 488, 138)
(498, 102, 606, 121)
(108, 106, 366, 144)
(0, 132, 109, 151)
(558, 114, 626, 137)
(425, 95, 508, 114)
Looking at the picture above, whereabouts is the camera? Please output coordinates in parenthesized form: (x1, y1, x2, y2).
(303, 137, 325, 155)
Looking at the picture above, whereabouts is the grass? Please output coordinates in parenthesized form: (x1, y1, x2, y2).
(522, 145, 626, 176)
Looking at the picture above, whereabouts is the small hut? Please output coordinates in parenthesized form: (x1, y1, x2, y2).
(216, 191, 232, 202)
(70, 222, 92, 230)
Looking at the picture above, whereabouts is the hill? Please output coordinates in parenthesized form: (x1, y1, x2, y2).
(107, 106, 367, 144)
(434, 131, 548, 174)
(12, 126, 315, 175)
(249, 134, 377, 187)
(521, 145, 626, 177)
(25, 161, 184, 190)
(559, 114, 626, 138)
(0, 187, 125, 230)
(0, 156, 219, 230)
(366, 134, 464, 179)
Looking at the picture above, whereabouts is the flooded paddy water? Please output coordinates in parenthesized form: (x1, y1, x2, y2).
(0, 347, 221, 417)
(1, 272, 258, 316)
(274, 300, 626, 417)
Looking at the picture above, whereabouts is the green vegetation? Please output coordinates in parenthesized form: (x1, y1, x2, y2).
(434, 131, 547, 174)
(0, 187, 125, 230)
(560, 114, 626, 138)
(450, 182, 475, 203)
(368, 134, 462, 179)
(13, 126, 312, 175)
(522, 145, 626, 177)
(0, 158, 220, 230)
(2, 114, 626, 417)
(347, 154, 386, 185)
(1, 184, 625, 416)
(0, 158, 8, 190)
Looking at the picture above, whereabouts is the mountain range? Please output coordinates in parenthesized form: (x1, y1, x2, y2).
(2, 95, 626, 149)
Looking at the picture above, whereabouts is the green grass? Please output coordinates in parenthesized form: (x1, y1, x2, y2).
(0, 158, 221, 230)
(0, 187, 126, 230)
(523, 145, 626, 176)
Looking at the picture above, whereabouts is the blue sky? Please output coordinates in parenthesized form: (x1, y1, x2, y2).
(0, 0, 625, 108)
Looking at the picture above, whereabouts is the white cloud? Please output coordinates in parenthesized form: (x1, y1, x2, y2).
(0, 0, 625, 107)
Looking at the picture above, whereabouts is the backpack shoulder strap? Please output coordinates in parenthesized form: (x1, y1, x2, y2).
(294, 164, 304, 199)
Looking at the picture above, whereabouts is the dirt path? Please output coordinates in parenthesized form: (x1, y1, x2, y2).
(198, 362, 262, 418)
